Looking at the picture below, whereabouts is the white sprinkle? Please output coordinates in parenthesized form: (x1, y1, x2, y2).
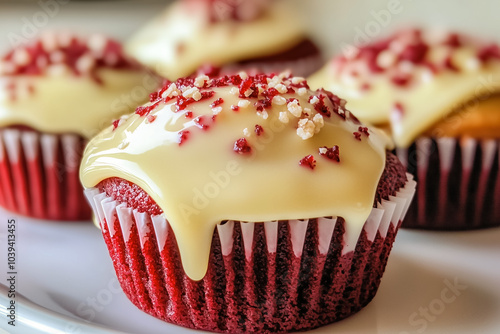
(279, 70, 292, 79)
(40, 32, 58, 52)
(162, 83, 179, 98)
(76, 54, 95, 73)
(267, 76, 281, 88)
(287, 100, 302, 117)
(420, 69, 434, 84)
(257, 110, 269, 119)
(376, 50, 396, 69)
(291, 77, 306, 84)
(212, 106, 223, 114)
(279, 111, 289, 123)
(243, 128, 250, 137)
(12, 49, 31, 66)
(309, 96, 319, 105)
(296, 119, 315, 140)
(182, 86, 200, 99)
(304, 107, 312, 114)
(238, 99, 251, 108)
(275, 83, 287, 94)
(87, 34, 107, 54)
(312, 113, 324, 133)
(272, 95, 286, 105)
(230, 87, 239, 95)
(297, 87, 308, 96)
(238, 71, 249, 80)
(244, 88, 254, 97)
(319, 147, 328, 154)
(465, 57, 480, 71)
(194, 74, 209, 88)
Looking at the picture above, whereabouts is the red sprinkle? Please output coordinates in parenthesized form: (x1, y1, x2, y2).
(210, 97, 224, 108)
(319, 146, 340, 162)
(358, 126, 369, 136)
(231, 105, 240, 112)
(112, 119, 120, 130)
(254, 124, 264, 136)
(299, 155, 316, 170)
(194, 116, 210, 130)
(146, 115, 157, 123)
(178, 130, 190, 145)
(184, 111, 193, 118)
(233, 138, 252, 154)
(353, 132, 362, 141)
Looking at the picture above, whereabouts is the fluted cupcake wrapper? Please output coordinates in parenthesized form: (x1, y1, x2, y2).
(85, 174, 415, 333)
(0, 127, 90, 220)
(397, 137, 500, 230)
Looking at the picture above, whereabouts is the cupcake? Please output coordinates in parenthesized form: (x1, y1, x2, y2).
(125, 0, 323, 80)
(0, 31, 160, 220)
(80, 72, 415, 332)
(309, 28, 500, 230)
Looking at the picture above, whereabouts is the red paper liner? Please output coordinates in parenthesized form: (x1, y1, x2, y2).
(86, 176, 415, 333)
(397, 137, 500, 230)
(0, 127, 90, 220)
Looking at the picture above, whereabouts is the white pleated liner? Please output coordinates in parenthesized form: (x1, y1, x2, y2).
(86, 174, 416, 259)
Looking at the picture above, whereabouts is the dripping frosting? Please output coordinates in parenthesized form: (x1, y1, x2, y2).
(80, 72, 390, 280)
(0, 32, 159, 138)
(124, 0, 307, 80)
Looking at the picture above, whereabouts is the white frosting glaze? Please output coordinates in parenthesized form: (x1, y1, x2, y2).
(80, 73, 390, 280)
(0, 69, 155, 139)
(308, 29, 500, 147)
(125, 0, 307, 80)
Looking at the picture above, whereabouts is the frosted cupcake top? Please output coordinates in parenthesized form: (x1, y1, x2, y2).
(125, 0, 308, 80)
(80, 72, 390, 280)
(308, 28, 500, 147)
(0, 32, 158, 139)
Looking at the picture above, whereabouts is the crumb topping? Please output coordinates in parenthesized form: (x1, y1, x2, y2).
(0, 31, 140, 82)
(332, 28, 500, 91)
(125, 72, 366, 170)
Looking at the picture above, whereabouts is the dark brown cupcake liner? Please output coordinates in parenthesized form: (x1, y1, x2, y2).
(397, 137, 499, 230)
(85, 174, 415, 333)
(0, 127, 90, 220)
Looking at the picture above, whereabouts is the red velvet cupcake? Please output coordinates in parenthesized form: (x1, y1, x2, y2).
(80, 72, 415, 332)
(0, 31, 160, 220)
(125, 0, 323, 80)
(309, 28, 500, 230)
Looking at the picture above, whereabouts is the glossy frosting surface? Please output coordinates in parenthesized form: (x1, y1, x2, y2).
(80, 73, 389, 280)
(308, 29, 500, 147)
(125, 0, 306, 80)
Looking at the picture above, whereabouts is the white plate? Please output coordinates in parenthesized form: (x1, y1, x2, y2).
(1, 1, 500, 333)
(1, 209, 499, 334)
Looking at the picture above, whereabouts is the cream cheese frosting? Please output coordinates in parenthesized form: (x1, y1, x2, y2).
(125, 0, 307, 80)
(80, 72, 390, 280)
(0, 32, 159, 139)
(308, 28, 500, 148)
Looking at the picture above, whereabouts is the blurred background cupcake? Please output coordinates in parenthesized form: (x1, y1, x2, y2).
(125, 0, 323, 80)
(0, 31, 160, 220)
(309, 28, 500, 230)
(80, 71, 415, 332)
